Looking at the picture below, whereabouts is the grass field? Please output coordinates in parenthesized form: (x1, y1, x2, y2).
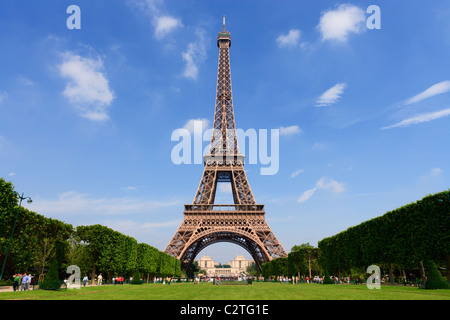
(1, 282, 449, 300)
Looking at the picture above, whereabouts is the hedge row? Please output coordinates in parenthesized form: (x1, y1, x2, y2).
(0, 178, 180, 281)
(318, 190, 450, 279)
(76, 224, 181, 282)
(262, 190, 450, 282)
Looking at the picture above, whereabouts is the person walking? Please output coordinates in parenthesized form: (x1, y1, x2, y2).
(83, 275, 88, 287)
(20, 273, 30, 291)
(29, 274, 35, 288)
(98, 273, 103, 285)
(12, 274, 20, 292)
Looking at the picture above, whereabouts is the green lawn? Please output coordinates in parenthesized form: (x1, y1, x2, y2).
(1, 282, 449, 300)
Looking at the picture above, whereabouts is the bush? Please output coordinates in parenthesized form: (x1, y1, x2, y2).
(39, 260, 61, 290)
(131, 272, 142, 285)
(0, 279, 13, 286)
(323, 270, 334, 284)
(424, 261, 449, 290)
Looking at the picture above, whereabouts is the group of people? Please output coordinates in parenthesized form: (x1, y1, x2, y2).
(151, 277, 174, 284)
(12, 273, 34, 291)
(278, 277, 293, 284)
(76, 274, 131, 287)
(112, 275, 126, 285)
(305, 276, 343, 284)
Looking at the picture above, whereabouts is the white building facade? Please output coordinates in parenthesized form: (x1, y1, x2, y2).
(195, 255, 255, 277)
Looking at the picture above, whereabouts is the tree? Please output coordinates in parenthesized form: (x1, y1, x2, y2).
(74, 225, 104, 283)
(40, 260, 61, 290)
(261, 262, 269, 281)
(0, 178, 18, 244)
(34, 238, 56, 275)
(131, 271, 142, 285)
(323, 269, 333, 284)
(1, 177, 182, 284)
(288, 250, 307, 279)
(66, 237, 92, 279)
(424, 261, 449, 290)
(246, 263, 258, 277)
(188, 261, 200, 278)
(137, 243, 160, 282)
(159, 252, 180, 277)
(292, 243, 320, 279)
(318, 190, 450, 283)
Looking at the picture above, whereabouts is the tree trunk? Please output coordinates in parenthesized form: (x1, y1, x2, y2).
(446, 255, 450, 280)
(389, 263, 395, 285)
(308, 256, 312, 279)
(419, 261, 427, 282)
(91, 265, 96, 286)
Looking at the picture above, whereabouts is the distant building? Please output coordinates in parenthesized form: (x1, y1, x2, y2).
(195, 255, 254, 277)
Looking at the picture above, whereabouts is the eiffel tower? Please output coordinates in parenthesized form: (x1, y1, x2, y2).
(164, 17, 287, 273)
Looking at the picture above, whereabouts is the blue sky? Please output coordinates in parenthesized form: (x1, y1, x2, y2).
(1, 0, 450, 264)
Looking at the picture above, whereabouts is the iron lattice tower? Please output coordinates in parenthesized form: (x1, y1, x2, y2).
(164, 18, 287, 273)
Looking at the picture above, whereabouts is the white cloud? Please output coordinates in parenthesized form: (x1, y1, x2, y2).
(122, 186, 137, 191)
(419, 168, 443, 184)
(279, 125, 302, 136)
(317, 4, 366, 42)
(298, 187, 318, 203)
(403, 80, 450, 106)
(29, 191, 181, 216)
(182, 118, 210, 134)
(104, 219, 181, 233)
(276, 29, 301, 47)
(154, 15, 183, 39)
(298, 177, 345, 203)
(381, 108, 450, 130)
(290, 169, 304, 178)
(316, 83, 347, 107)
(8, 172, 16, 177)
(16, 76, 34, 86)
(428, 167, 443, 177)
(182, 44, 199, 79)
(312, 142, 326, 150)
(128, 0, 182, 39)
(58, 52, 115, 121)
(0, 91, 8, 104)
(181, 29, 207, 80)
(316, 177, 346, 193)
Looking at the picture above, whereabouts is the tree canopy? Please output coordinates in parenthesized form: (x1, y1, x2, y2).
(0, 178, 181, 282)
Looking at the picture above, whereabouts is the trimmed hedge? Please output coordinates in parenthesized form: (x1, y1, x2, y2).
(318, 190, 450, 278)
(131, 271, 142, 285)
(39, 260, 61, 290)
(424, 261, 449, 289)
(323, 270, 333, 284)
(0, 177, 181, 284)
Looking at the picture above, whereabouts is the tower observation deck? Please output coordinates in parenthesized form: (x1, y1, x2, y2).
(217, 16, 231, 48)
